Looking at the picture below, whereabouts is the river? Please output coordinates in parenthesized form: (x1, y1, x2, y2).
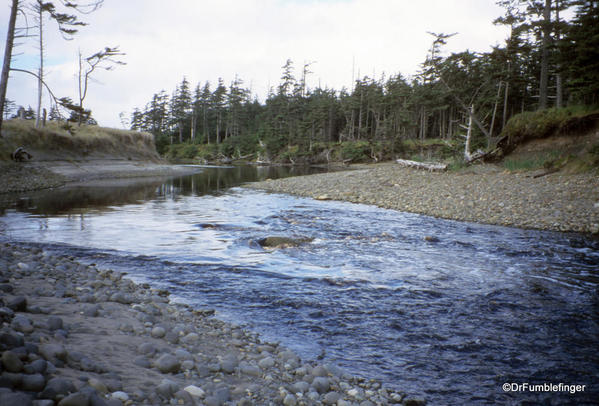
(1, 165, 598, 405)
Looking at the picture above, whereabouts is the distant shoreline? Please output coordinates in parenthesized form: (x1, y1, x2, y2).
(2, 159, 598, 234)
(0, 159, 202, 194)
(247, 162, 599, 235)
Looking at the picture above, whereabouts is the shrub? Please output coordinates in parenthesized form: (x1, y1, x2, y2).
(340, 141, 371, 162)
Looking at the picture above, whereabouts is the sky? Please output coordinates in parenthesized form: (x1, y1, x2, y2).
(1, 0, 510, 129)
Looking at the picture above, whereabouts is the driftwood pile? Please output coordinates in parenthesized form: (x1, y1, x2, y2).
(395, 159, 447, 172)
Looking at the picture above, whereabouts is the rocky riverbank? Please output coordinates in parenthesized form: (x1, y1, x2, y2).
(0, 242, 421, 406)
(247, 163, 599, 234)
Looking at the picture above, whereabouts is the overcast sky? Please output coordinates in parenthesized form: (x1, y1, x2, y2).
(1, 0, 509, 128)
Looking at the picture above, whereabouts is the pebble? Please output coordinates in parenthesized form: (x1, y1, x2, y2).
(181, 332, 199, 344)
(323, 391, 341, 405)
(151, 326, 166, 338)
(133, 356, 151, 368)
(239, 362, 261, 377)
(2, 350, 24, 372)
(41, 377, 77, 400)
(283, 393, 297, 406)
(88, 377, 108, 394)
(220, 357, 238, 374)
(57, 392, 89, 406)
(258, 356, 275, 369)
(7, 296, 27, 312)
(290, 381, 310, 394)
(0, 391, 33, 406)
(21, 373, 46, 392)
(26, 359, 47, 374)
(47, 316, 64, 330)
(11, 315, 34, 333)
(39, 343, 68, 363)
(184, 385, 205, 398)
(111, 391, 130, 401)
(156, 379, 178, 399)
(311, 376, 330, 394)
(155, 354, 180, 374)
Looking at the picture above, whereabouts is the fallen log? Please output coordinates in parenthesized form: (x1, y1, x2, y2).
(395, 159, 447, 172)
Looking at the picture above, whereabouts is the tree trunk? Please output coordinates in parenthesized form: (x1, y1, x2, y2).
(502, 81, 509, 128)
(358, 89, 363, 138)
(538, 0, 551, 110)
(78, 50, 84, 126)
(555, 0, 563, 108)
(489, 81, 502, 146)
(36, 3, 44, 128)
(464, 105, 474, 161)
(0, 0, 20, 136)
(190, 110, 196, 141)
(216, 113, 221, 144)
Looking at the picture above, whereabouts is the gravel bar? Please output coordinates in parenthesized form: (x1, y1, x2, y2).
(247, 163, 599, 234)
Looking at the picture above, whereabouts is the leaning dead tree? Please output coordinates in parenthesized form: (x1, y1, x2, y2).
(427, 32, 494, 162)
(0, 0, 20, 137)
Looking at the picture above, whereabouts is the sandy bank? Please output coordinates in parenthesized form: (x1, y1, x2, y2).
(247, 163, 599, 234)
(0, 159, 201, 194)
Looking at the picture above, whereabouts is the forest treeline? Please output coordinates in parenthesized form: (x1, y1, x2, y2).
(130, 1, 598, 163)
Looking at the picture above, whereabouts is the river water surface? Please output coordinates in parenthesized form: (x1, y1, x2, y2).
(1, 165, 598, 405)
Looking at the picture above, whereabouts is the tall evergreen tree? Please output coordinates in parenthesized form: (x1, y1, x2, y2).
(170, 77, 192, 143)
(212, 78, 227, 144)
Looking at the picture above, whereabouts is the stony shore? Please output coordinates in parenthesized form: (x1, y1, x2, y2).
(247, 163, 599, 235)
(0, 242, 420, 406)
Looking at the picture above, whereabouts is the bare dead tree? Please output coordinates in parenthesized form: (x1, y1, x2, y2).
(77, 46, 126, 125)
(0, 0, 103, 134)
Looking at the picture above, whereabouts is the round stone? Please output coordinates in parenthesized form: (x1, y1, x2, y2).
(21, 373, 46, 392)
(57, 392, 89, 406)
(2, 350, 24, 372)
(311, 377, 330, 394)
(151, 326, 166, 338)
(47, 316, 64, 330)
(283, 394, 297, 406)
(258, 356, 275, 369)
(184, 385, 206, 398)
(155, 354, 180, 374)
(111, 391, 130, 401)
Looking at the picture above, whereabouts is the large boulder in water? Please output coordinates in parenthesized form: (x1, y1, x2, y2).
(257, 236, 313, 249)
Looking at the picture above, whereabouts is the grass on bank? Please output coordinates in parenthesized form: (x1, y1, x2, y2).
(0, 119, 159, 162)
(498, 106, 599, 173)
(501, 105, 599, 149)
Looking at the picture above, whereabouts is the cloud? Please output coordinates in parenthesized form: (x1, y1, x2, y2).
(1, 0, 509, 128)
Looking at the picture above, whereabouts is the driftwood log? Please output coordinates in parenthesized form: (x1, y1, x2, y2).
(11, 147, 32, 162)
(396, 159, 447, 172)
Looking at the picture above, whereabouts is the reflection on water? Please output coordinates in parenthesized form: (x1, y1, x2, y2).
(0, 165, 327, 215)
(1, 165, 598, 405)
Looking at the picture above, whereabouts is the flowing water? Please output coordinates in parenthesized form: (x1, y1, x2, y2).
(1, 165, 598, 405)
